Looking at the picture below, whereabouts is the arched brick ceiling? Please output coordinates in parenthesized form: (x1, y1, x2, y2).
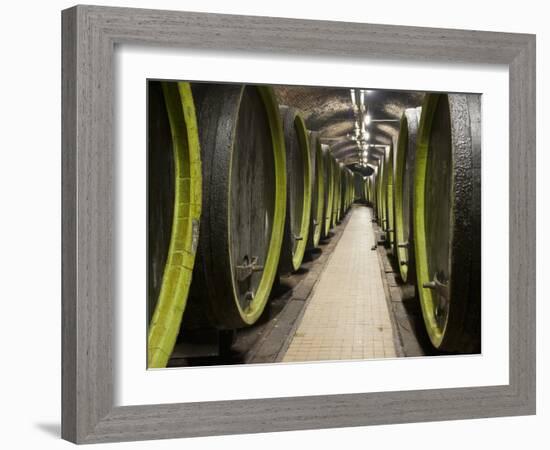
(273, 86, 424, 174)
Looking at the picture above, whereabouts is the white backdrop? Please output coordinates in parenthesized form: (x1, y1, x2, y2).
(0, 0, 546, 449)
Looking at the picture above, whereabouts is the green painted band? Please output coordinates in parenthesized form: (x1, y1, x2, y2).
(291, 113, 312, 271)
(313, 139, 325, 247)
(413, 93, 445, 348)
(147, 82, 202, 368)
(323, 146, 334, 237)
(394, 113, 410, 282)
(232, 85, 287, 325)
(384, 146, 395, 252)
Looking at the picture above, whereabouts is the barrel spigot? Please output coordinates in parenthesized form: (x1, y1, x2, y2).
(235, 256, 264, 281)
(422, 272, 449, 300)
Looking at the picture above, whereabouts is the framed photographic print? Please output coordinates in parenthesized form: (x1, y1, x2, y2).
(61, 4, 535, 444)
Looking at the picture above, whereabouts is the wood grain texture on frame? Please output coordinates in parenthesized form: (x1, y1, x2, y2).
(61, 4, 536, 444)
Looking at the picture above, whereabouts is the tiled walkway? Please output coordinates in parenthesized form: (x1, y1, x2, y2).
(283, 206, 396, 362)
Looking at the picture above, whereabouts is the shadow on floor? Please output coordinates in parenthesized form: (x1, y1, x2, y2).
(35, 423, 60, 438)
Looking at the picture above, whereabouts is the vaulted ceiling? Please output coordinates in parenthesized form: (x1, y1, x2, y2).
(274, 86, 424, 175)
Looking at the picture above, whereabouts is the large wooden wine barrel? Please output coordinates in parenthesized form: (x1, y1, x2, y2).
(345, 169, 351, 211)
(147, 81, 202, 368)
(343, 171, 348, 212)
(376, 156, 386, 227)
(348, 170, 351, 209)
(353, 171, 362, 204)
(383, 145, 395, 251)
(321, 144, 334, 238)
(332, 159, 341, 225)
(370, 169, 378, 214)
(352, 173, 357, 202)
(370, 174, 375, 205)
(394, 107, 422, 284)
(371, 170, 378, 215)
(348, 170, 353, 208)
(349, 170, 355, 207)
(351, 171, 356, 206)
(414, 93, 481, 352)
(349, 172, 354, 204)
(337, 162, 342, 219)
(187, 84, 286, 329)
(338, 164, 343, 218)
(330, 159, 337, 226)
(339, 164, 348, 217)
(340, 167, 345, 214)
(278, 106, 312, 273)
(367, 173, 374, 206)
(306, 131, 325, 250)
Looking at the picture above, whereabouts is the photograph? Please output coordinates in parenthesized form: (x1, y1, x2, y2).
(147, 80, 481, 369)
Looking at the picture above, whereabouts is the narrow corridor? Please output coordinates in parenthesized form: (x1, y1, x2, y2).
(283, 206, 396, 362)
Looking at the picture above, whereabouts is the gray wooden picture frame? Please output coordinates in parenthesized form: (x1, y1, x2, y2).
(61, 4, 536, 444)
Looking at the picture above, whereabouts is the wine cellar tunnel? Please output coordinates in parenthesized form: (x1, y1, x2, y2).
(147, 81, 481, 368)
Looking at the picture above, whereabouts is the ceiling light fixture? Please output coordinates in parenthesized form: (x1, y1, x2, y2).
(349, 90, 374, 150)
